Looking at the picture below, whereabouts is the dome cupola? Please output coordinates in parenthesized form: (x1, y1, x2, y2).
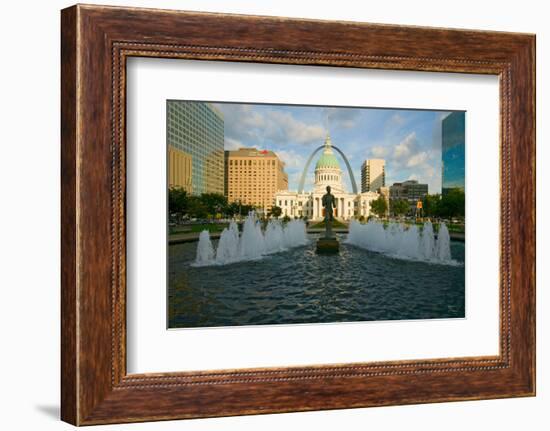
(315, 134, 341, 170)
(314, 133, 344, 193)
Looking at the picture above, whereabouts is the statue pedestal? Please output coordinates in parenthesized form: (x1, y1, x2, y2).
(316, 219, 340, 254)
(316, 237, 340, 254)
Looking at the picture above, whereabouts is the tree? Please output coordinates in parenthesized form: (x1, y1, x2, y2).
(370, 196, 388, 218)
(239, 204, 255, 217)
(225, 201, 255, 218)
(390, 199, 409, 217)
(199, 193, 228, 217)
(226, 202, 240, 217)
(422, 193, 441, 217)
(268, 205, 282, 219)
(168, 187, 188, 221)
(186, 196, 208, 219)
(438, 188, 465, 219)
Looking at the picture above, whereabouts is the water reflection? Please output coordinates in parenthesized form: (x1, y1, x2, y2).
(168, 234, 465, 328)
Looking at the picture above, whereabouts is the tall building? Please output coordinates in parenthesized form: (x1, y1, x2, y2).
(275, 134, 379, 221)
(167, 101, 224, 195)
(361, 159, 386, 192)
(168, 146, 193, 192)
(442, 111, 466, 195)
(390, 180, 428, 209)
(225, 147, 288, 213)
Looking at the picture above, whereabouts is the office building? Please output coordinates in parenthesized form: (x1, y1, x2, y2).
(168, 146, 193, 192)
(167, 101, 224, 195)
(442, 111, 466, 195)
(361, 159, 386, 192)
(390, 180, 428, 206)
(225, 147, 288, 213)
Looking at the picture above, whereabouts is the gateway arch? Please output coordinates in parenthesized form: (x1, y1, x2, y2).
(297, 145, 358, 194)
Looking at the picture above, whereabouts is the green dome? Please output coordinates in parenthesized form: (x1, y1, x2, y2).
(315, 152, 341, 170)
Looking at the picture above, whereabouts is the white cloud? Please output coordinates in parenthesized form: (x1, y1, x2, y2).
(224, 137, 244, 150)
(216, 103, 446, 193)
(388, 113, 405, 128)
(393, 132, 416, 160)
(217, 104, 267, 145)
(266, 111, 326, 145)
(338, 119, 356, 129)
(325, 107, 360, 130)
(407, 151, 428, 167)
(384, 131, 443, 193)
(219, 103, 326, 147)
(277, 149, 305, 169)
(371, 146, 389, 158)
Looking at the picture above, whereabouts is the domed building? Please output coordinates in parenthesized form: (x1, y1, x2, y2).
(313, 135, 345, 194)
(274, 134, 379, 221)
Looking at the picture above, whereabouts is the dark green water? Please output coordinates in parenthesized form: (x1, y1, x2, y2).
(168, 235, 465, 328)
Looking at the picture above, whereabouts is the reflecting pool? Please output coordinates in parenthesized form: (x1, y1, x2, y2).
(168, 234, 465, 329)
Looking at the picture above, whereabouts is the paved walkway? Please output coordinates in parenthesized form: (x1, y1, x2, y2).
(169, 231, 222, 244)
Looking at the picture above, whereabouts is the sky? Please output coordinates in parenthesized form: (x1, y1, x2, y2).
(213, 102, 451, 194)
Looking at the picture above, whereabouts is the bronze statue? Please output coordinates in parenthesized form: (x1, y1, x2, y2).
(322, 185, 336, 222)
(321, 185, 337, 241)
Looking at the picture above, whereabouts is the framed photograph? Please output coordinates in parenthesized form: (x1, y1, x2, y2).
(61, 4, 536, 425)
(165, 101, 466, 330)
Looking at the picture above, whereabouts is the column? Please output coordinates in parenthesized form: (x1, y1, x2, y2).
(314, 197, 318, 220)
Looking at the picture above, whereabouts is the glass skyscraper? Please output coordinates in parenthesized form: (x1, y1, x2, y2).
(167, 101, 224, 195)
(441, 111, 465, 195)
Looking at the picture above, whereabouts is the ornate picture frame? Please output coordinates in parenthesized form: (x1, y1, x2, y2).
(61, 4, 535, 425)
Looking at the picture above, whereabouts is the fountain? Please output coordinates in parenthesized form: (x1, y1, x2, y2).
(434, 223, 452, 261)
(345, 219, 458, 264)
(194, 230, 215, 265)
(238, 214, 266, 261)
(265, 219, 286, 254)
(214, 221, 240, 264)
(193, 212, 308, 266)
